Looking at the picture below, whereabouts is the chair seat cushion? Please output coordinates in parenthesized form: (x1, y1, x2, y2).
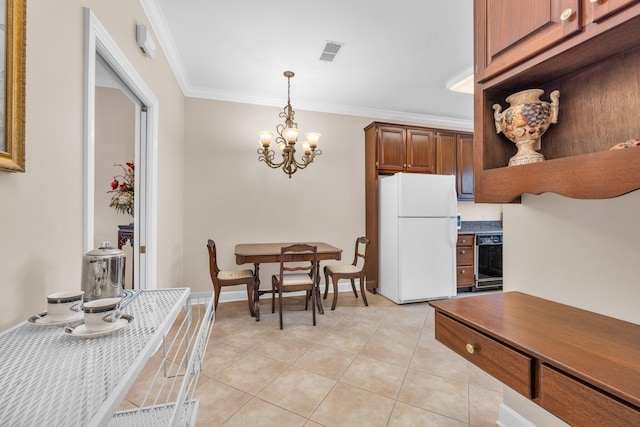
(281, 273, 314, 286)
(326, 264, 362, 275)
(219, 269, 254, 280)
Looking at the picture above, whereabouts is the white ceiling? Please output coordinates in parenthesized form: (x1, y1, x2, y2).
(140, 0, 474, 129)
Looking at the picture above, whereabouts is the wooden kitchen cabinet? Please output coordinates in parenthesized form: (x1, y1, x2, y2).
(436, 131, 475, 201)
(473, 0, 640, 202)
(364, 122, 474, 290)
(456, 234, 475, 288)
(435, 131, 456, 175)
(376, 124, 436, 173)
(430, 292, 640, 427)
(456, 133, 474, 200)
(476, 0, 582, 82)
(585, 0, 639, 23)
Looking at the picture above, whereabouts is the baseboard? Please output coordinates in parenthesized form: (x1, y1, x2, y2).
(217, 281, 361, 304)
(497, 403, 537, 427)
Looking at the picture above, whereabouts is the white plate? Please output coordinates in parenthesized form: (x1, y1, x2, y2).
(64, 314, 134, 338)
(28, 311, 84, 327)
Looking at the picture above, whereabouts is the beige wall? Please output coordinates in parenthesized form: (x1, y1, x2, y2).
(0, 0, 184, 330)
(182, 98, 371, 294)
(457, 200, 502, 221)
(502, 190, 640, 426)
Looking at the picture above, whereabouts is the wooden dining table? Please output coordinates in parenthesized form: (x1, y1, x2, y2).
(235, 242, 342, 321)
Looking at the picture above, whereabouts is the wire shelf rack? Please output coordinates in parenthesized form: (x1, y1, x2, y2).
(0, 288, 214, 427)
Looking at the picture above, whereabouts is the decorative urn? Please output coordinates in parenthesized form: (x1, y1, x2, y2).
(492, 89, 560, 167)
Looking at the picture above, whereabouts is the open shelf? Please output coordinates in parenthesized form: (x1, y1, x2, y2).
(474, 8, 640, 203)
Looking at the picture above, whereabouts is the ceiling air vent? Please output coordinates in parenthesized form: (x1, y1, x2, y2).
(319, 41, 344, 62)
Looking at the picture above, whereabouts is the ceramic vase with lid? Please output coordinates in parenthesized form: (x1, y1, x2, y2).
(492, 88, 560, 167)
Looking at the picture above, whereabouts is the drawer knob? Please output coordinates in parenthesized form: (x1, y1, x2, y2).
(461, 250, 466, 254)
(590, 0, 598, 3)
(466, 343, 475, 354)
(560, 8, 573, 21)
(460, 270, 465, 274)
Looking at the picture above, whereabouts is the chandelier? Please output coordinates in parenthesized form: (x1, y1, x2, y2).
(257, 71, 321, 178)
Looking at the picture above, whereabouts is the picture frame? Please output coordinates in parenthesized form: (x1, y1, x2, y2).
(0, 0, 26, 172)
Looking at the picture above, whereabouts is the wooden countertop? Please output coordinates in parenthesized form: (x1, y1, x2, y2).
(429, 292, 640, 408)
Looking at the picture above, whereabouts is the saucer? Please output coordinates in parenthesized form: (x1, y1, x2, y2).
(64, 314, 134, 338)
(28, 311, 84, 326)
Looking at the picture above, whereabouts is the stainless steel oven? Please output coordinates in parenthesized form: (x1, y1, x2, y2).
(475, 232, 503, 289)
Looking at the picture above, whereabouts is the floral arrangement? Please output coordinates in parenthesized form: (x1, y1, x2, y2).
(108, 162, 134, 216)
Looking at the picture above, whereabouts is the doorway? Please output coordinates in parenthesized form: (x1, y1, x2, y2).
(83, 8, 159, 290)
(94, 57, 139, 289)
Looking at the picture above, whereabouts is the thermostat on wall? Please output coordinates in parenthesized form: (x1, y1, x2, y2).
(136, 24, 156, 59)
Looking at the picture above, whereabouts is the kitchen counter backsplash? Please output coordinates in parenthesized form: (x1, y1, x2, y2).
(459, 221, 502, 233)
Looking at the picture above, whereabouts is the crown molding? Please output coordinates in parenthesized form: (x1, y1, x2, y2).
(139, 0, 191, 94)
(186, 85, 473, 131)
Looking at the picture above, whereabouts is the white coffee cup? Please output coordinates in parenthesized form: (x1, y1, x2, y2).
(47, 291, 84, 322)
(83, 297, 122, 333)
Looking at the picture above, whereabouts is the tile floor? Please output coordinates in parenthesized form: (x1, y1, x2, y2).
(126, 291, 503, 426)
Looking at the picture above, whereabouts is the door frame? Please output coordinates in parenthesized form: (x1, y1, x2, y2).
(83, 8, 158, 289)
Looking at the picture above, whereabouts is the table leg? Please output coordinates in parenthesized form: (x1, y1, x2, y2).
(254, 263, 261, 321)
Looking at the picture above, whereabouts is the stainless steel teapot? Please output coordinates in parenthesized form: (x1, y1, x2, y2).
(81, 241, 125, 301)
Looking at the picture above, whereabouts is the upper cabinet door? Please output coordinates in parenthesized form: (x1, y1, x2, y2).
(406, 128, 436, 173)
(377, 126, 406, 172)
(476, 0, 582, 82)
(456, 133, 475, 201)
(588, 0, 639, 23)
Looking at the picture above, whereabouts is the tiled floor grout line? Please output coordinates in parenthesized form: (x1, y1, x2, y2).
(304, 302, 392, 425)
(171, 294, 503, 426)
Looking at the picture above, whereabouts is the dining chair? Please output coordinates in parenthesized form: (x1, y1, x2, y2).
(323, 236, 370, 310)
(271, 244, 318, 330)
(207, 239, 256, 317)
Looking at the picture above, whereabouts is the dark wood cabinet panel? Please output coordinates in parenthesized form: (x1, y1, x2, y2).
(588, 0, 639, 23)
(456, 134, 475, 201)
(456, 234, 475, 288)
(406, 128, 436, 173)
(377, 126, 406, 172)
(540, 364, 640, 427)
(376, 125, 436, 173)
(456, 247, 473, 266)
(436, 131, 456, 176)
(435, 311, 533, 397)
(477, 0, 582, 81)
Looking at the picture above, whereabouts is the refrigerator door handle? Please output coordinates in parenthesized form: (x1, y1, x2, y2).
(449, 218, 458, 248)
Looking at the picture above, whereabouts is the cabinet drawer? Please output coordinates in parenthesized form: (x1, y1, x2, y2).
(456, 266, 474, 286)
(456, 247, 473, 266)
(540, 364, 640, 427)
(457, 234, 473, 247)
(435, 312, 533, 398)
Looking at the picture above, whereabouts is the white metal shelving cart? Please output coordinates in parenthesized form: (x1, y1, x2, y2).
(0, 288, 214, 426)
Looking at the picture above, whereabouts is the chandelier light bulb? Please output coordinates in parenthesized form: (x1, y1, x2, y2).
(258, 131, 273, 146)
(305, 132, 321, 148)
(302, 141, 311, 154)
(283, 127, 300, 143)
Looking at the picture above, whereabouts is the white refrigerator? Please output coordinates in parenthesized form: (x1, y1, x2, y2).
(378, 173, 457, 303)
